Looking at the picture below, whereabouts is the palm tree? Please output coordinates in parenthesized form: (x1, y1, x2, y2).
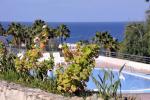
(0, 23, 5, 35)
(56, 24, 70, 44)
(22, 26, 34, 49)
(32, 19, 46, 36)
(92, 31, 119, 53)
(7, 22, 24, 48)
(48, 27, 56, 39)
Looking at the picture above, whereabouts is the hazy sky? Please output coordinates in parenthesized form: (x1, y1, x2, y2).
(0, 0, 149, 22)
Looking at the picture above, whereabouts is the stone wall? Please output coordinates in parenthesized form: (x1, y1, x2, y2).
(1, 80, 149, 100)
(0, 80, 101, 100)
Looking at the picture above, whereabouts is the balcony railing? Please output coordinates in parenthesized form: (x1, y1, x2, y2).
(100, 50, 150, 64)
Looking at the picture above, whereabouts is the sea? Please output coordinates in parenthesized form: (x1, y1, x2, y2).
(1, 22, 128, 43)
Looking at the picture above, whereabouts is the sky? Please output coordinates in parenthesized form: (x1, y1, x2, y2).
(0, 0, 149, 22)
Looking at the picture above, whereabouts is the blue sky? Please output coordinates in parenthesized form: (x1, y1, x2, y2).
(0, 0, 149, 22)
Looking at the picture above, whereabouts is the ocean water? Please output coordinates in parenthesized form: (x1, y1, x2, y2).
(1, 22, 128, 43)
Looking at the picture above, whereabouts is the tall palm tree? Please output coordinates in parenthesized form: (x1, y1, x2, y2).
(22, 26, 34, 49)
(0, 23, 5, 35)
(92, 31, 119, 52)
(7, 22, 24, 48)
(32, 19, 46, 36)
(48, 27, 56, 39)
(56, 24, 70, 44)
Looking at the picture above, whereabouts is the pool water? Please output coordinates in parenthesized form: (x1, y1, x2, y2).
(86, 68, 150, 93)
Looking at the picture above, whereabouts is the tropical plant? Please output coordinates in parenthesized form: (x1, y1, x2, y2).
(15, 49, 54, 80)
(7, 22, 25, 48)
(92, 32, 119, 52)
(146, 0, 149, 2)
(32, 19, 46, 36)
(92, 65, 125, 100)
(0, 23, 5, 35)
(48, 27, 56, 39)
(25, 27, 34, 49)
(120, 23, 149, 56)
(56, 43, 100, 94)
(15, 49, 42, 74)
(39, 25, 49, 44)
(79, 40, 89, 45)
(0, 42, 16, 72)
(37, 56, 54, 79)
(56, 24, 70, 44)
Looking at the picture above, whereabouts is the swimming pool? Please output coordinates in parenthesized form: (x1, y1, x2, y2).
(86, 68, 150, 93)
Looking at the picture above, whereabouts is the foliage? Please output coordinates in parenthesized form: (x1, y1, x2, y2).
(92, 65, 125, 100)
(0, 41, 57, 94)
(0, 23, 5, 35)
(120, 23, 149, 56)
(0, 20, 71, 51)
(0, 42, 16, 72)
(40, 26, 49, 43)
(92, 31, 119, 52)
(146, 0, 149, 2)
(32, 19, 46, 36)
(7, 22, 25, 46)
(56, 43, 100, 93)
(56, 24, 70, 44)
(0, 70, 58, 93)
(0, 42, 5, 56)
(79, 40, 90, 45)
(15, 49, 54, 80)
(37, 57, 54, 79)
(22, 26, 34, 49)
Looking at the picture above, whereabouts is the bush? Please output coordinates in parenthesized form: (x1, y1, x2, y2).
(0, 42, 16, 72)
(56, 43, 100, 94)
(0, 44, 57, 93)
(15, 49, 54, 80)
(15, 49, 42, 74)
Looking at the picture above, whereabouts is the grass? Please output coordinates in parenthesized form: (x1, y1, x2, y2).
(0, 70, 136, 100)
(0, 70, 59, 94)
(0, 70, 94, 99)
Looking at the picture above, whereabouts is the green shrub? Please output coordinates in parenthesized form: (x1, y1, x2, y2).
(0, 70, 58, 93)
(0, 42, 16, 72)
(92, 65, 125, 100)
(15, 49, 54, 80)
(15, 49, 42, 74)
(56, 43, 100, 94)
(37, 57, 54, 79)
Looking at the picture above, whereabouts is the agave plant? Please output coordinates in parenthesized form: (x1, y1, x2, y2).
(92, 64, 125, 100)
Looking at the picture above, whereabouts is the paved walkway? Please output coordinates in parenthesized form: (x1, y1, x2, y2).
(95, 56, 150, 74)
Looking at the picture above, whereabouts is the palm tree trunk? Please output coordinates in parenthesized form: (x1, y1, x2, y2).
(25, 39, 27, 49)
(61, 37, 63, 44)
(19, 38, 21, 52)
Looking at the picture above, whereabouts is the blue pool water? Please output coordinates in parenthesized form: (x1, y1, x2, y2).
(87, 68, 150, 93)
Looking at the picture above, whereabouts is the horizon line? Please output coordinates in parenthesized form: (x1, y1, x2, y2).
(0, 20, 144, 23)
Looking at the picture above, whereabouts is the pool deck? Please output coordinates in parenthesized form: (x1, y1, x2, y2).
(94, 56, 150, 99)
(95, 56, 150, 100)
(95, 56, 150, 74)
(123, 93, 150, 100)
